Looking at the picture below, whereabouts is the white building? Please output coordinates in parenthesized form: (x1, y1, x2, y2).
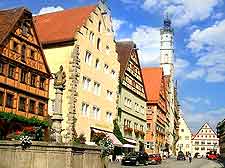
(192, 123, 219, 157)
(176, 115, 192, 156)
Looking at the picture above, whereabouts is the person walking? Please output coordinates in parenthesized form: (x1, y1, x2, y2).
(188, 153, 192, 163)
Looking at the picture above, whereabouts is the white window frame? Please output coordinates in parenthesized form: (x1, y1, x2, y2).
(104, 64, 109, 74)
(107, 90, 113, 101)
(82, 102, 89, 116)
(85, 51, 92, 65)
(83, 76, 91, 91)
(93, 81, 101, 96)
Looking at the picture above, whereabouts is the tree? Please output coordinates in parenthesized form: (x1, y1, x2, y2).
(113, 119, 123, 143)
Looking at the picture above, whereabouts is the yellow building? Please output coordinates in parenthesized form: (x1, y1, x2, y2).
(35, 2, 121, 143)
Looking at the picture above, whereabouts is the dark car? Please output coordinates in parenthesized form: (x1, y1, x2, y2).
(121, 152, 148, 166)
(148, 154, 162, 165)
(177, 151, 186, 160)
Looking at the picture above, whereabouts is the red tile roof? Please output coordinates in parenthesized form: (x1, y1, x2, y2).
(34, 5, 96, 45)
(142, 67, 163, 103)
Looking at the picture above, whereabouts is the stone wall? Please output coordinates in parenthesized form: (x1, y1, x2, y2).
(0, 141, 105, 168)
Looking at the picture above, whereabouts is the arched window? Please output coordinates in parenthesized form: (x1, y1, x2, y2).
(98, 21, 101, 32)
(97, 38, 101, 50)
(21, 45, 26, 62)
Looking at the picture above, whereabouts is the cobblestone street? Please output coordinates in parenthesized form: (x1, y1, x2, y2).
(109, 158, 224, 168)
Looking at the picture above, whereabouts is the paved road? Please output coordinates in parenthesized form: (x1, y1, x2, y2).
(109, 158, 224, 168)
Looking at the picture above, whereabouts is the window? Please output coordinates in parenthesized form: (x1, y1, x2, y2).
(147, 123, 151, 130)
(89, 32, 94, 44)
(30, 50, 35, 60)
(12, 41, 19, 52)
(140, 125, 144, 131)
(111, 70, 116, 78)
(20, 69, 27, 83)
(93, 106, 100, 119)
(19, 97, 26, 112)
(140, 106, 144, 114)
(106, 46, 110, 55)
(38, 102, 45, 115)
(195, 141, 199, 145)
(8, 64, 15, 79)
(185, 136, 189, 140)
(135, 103, 139, 112)
(29, 100, 36, 113)
(98, 21, 101, 32)
(97, 38, 101, 50)
(40, 77, 46, 90)
(30, 74, 37, 87)
(93, 82, 101, 96)
(0, 62, 4, 75)
(6, 93, 14, 108)
(124, 97, 132, 108)
(0, 91, 4, 106)
(82, 103, 89, 116)
(104, 64, 109, 73)
(107, 90, 113, 101)
(21, 22, 29, 35)
(106, 112, 112, 123)
(181, 129, 184, 132)
(207, 141, 211, 145)
(21, 45, 26, 62)
(201, 147, 205, 151)
(83, 77, 91, 91)
(85, 51, 92, 65)
(201, 141, 205, 145)
(95, 59, 100, 69)
(195, 147, 199, 150)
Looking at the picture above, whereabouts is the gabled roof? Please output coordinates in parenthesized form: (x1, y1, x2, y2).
(0, 7, 25, 44)
(0, 7, 51, 75)
(192, 122, 217, 140)
(116, 41, 136, 79)
(142, 67, 163, 103)
(34, 5, 96, 45)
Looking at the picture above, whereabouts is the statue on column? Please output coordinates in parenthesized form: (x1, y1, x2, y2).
(53, 65, 66, 88)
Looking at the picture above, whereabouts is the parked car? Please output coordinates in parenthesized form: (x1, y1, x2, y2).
(121, 152, 148, 166)
(177, 151, 186, 160)
(208, 151, 218, 160)
(148, 154, 162, 165)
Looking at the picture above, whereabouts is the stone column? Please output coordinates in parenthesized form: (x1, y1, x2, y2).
(51, 85, 64, 143)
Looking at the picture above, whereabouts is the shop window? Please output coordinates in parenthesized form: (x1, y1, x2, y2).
(6, 93, 14, 108)
(19, 97, 26, 112)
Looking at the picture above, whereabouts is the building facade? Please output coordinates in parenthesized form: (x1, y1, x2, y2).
(35, 2, 121, 143)
(116, 41, 147, 151)
(217, 119, 225, 157)
(0, 7, 51, 120)
(142, 68, 169, 154)
(176, 115, 192, 156)
(160, 16, 179, 155)
(192, 123, 219, 156)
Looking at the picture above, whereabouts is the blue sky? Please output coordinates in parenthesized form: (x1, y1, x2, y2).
(1, 0, 225, 133)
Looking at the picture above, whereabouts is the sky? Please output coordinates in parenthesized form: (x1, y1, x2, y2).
(1, 0, 225, 133)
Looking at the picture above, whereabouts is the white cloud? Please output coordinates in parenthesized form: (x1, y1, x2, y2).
(185, 68, 205, 79)
(184, 97, 211, 105)
(211, 12, 224, 20)
(37, 6, 64, 15)
(142, 0, 221, 27)
(131, 26, 160, 66)
(187, 19, 225, 82)
(174, 58, 190, 77)
(112, 18, 127, 35)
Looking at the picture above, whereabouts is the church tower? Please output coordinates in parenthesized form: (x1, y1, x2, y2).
(160, 15, 174, 76)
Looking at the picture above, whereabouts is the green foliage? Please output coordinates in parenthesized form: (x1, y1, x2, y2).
(99, 137, 114, 158)
(91, 131, 106, 145)
(0, 111, 48, 127)
(74, 133, 86, 144)
(113, 119, 124, 144)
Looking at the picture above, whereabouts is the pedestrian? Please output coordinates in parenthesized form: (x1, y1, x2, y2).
(188, 153, 192, 163)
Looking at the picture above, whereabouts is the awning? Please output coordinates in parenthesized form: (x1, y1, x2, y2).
(123, 144, 136, 148)
(92, 129, 123, 147)
(124, 138, 137, 144)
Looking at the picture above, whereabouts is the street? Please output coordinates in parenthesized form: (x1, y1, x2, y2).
(109, 158, 224, 168)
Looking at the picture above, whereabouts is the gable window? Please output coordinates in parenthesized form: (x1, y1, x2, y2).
(85, 51, 92, 65)
(21, 45, 26, 62)
(98, 21, 101, 32)
(0, 62, 4, 75)
(6, 93, 14, 108)
(29, 100, 36, 114)
(97, 38, 101, 50)
(19, 97, 26, 112)
(40, 77, 46, 90)
(0, 91, 4, 106)
(82, 103, 89, 116)
(8, 64, 15, 79)
(20, 69, 28, 84)
(12, 41, 19, 52)
(38, 102, 45, 115)
(30, 74, 37, 87)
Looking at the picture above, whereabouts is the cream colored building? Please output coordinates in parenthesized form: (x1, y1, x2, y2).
(35, 2, 120, 143)
(176, 115, 192, 155)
